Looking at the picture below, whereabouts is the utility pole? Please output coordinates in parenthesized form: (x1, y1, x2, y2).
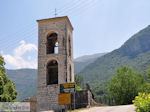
(54, 8, 57, 17)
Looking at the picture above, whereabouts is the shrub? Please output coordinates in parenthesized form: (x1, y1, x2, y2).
(133, 93, 150, 112)
(0, 56, 17, 101)
(107, 66, 144, 105)
(139, 83, 150, 93)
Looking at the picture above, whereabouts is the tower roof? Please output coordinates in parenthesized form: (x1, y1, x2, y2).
(37, 16, 73, 30)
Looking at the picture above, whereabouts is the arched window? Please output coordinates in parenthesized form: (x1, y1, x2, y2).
(65, 73, 67, 82)
(68, 37, 71, 56)
(47, 33, 58, 54)
(69, 65, 72, 82)
(47, 60, 58, 85)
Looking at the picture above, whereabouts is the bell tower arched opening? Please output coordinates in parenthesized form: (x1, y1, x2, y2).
(69, 65, 72, 82)
(47, 60, 58, 85)
(47, 33, 58, 54)
(68, 36, 71, 56)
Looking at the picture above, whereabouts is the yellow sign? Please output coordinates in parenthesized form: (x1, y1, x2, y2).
(60, 83, 75, 93)
(60, 82, 75, 89)
(58, 93, 71, 105)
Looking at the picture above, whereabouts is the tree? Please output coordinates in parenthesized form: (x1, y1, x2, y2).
(139, 82, 150, 93)
(75, 75, 83, 86)
(0, 56, 17, 101)
(138, 67, 150, 93)
(107, 66, 144, 105)
(75, 75, 83, 91)
(91, 81, 109, 104)
(146, 67, 150, 82)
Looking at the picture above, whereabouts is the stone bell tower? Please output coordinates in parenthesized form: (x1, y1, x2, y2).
(37, 16, 74, 111)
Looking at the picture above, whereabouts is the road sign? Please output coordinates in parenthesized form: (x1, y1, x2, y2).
(62, 83, 75, 88)
(60, 83, 75, 93)
(58, 93, 71, 105)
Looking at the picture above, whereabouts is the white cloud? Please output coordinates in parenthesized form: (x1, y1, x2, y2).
(3, 40, 37, 69)
(14, 40, 37, 57)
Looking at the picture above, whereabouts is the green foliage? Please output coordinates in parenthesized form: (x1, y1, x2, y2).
(139, 67, 150, 93)
(75, 75, 84, 91)
(75, 85, 82, 91)
(75, 75, 83, 85)
(146, 67, 150, 82)
(139, 83, 150, 93)
(90, 81, 109, 104)
(0, 56, 17, 101)
(74, 53, 107, 74)
(75, 75, 83, 87)
(133, 67, 150, 112)
(133, 93, 150, 112)
(107, 66, 144, 105)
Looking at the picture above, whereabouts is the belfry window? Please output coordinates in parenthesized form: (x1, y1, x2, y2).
(69, 65, 72, 82)
(47, 60, 58, 85)
(68, 37, 71, 56)
(47, 33, 58, 54)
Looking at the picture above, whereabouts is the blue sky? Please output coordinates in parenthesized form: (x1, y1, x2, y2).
(0, 0, 150, 69)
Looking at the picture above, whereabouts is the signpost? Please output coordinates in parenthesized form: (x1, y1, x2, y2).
(59, 82, 76, 110)
(58, 93, 71, 105)
(60, 83, 75, 93)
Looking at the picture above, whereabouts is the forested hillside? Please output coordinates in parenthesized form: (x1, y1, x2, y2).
(79, 25, 150, 84)
(74, 53, 107, 73)
(6, 69, 37, 100)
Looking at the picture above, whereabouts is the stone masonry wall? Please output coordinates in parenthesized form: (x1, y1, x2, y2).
(37, 17, 74, 112)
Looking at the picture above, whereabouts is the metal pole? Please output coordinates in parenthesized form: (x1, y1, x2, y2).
(74, 89, 76, 110)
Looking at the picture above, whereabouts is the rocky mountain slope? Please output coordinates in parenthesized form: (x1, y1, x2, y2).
(74, 53, 107, 73)
(79, 25, 150, 84)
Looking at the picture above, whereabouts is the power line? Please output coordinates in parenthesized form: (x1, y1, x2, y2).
(0, 28, 37, 51)
(44, 0, 79, 17)
(0, 0, 101, 52)
(67, 0, 99, 16)
(1, 0, 99, 41)
(0, 26, 37, 43)
(49, 0, 94, 17)
(58, 0, 82, 11)
(57, 0, 87, 15)
(49, 0, 83, 17)
(0, 0, 86, 43)
(0, 23, 36, 40)
(56, 0, 98, 16)
(1, 1, 85, 44)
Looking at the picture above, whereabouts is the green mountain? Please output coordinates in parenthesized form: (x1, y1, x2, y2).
(79, 25, 150, 84)
(5, 53, 105, 100)
(6, 69, 37, 101)
(74, 53, 107, 74)
(6, 25, 150, 101)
